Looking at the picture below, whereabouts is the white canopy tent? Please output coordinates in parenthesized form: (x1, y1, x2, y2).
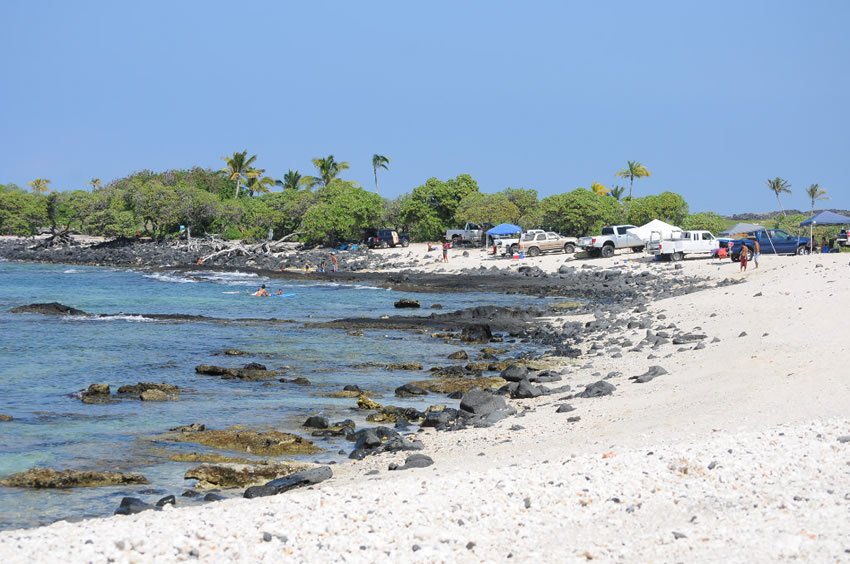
(627, 219, 681, 241)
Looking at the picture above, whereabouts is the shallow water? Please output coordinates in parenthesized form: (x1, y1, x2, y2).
(0, 261, 547, 529)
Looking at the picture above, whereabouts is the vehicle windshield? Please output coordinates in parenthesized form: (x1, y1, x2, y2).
(601, 227, 614, 235)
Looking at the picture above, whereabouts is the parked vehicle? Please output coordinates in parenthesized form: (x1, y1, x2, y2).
(446, 222, 484, 246)
(721, 229, 811, 261)
(365, 229, 409, 249)
(578, 225, 645, 258)
(648, 230, 719, 261)
(521, 231, 578, 256)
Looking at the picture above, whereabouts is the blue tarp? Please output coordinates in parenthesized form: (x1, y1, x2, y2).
(799, 210, 850, 226)
(486, 223, 522, 236)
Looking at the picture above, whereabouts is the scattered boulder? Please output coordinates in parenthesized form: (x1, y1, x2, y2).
(500, 364, 529, 382)
(243, 466, 333, 499)
(448, 350, 469, 360)
(0, 414, 12, 422)
(394, 299, 420, 309)
(156, 495, 176, 507)
(458, 389, 516, 426)
(161, 426, 319, 456)
(303, 416, 329, 429)
(204, 493, 226, 502)
(389, 454, 434, 471)
(185, 461, 313, 489)
(357, 395, 382, 410)
(394, 383, 429, 398)
(576, 380, 616, 398)
(114, 497, 158, 516)
(556, 404, 575, 413)
(460, 324, 492, 343)
(169, 423, 205, 433)
(0, 468, 148, 488)
(629, 365, 668, 384)
(223, 349, 249, 356)
(510, 379, 543, 399)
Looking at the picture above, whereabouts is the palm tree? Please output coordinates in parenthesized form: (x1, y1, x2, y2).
(609, 186, 625, 201)
(28, 178, 50, 195)
(805, 183, 828, 212)
(590, 181, 609, 196)
(305, 155, 350, 189)
(766, 177, 792, 217)
(89, 178, 102, 191)
(276, 170, 303, 191)
(615, 161, 651, 202)
(245, 172, 274, 197)
(372, 154, 390, 193)
(221, 150, 259, 198)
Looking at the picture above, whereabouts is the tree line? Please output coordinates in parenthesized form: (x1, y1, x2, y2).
(0, 153, 792, 244)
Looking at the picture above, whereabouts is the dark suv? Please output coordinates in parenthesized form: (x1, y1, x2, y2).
(366, 229, 410, 249)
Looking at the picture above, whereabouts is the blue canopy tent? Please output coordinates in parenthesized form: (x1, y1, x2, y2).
(799, 210, 850, 252)
(799, 210, 850, 226)
(486, 223, 523, 235)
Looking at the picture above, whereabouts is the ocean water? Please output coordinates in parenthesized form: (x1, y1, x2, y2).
(0, 261, 546, 530)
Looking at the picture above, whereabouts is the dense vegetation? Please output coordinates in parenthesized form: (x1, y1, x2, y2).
(0, 155, 836, 244)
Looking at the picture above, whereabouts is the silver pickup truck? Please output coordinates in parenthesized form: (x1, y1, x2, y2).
(578, 225, 645, 258)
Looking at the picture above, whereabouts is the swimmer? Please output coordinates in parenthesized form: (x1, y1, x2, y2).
(253, 284, 270, 297)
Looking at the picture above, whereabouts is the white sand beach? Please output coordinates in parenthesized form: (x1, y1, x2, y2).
(1, 251, 848, 562)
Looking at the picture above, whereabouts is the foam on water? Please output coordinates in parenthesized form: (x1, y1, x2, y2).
(142, 272, 197, 284)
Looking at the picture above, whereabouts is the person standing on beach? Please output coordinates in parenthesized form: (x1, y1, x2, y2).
(330, 253, 338, 272)
(442, 240, 449, 262)
(752, 239, 760, 269)
(739, 245, 749, 272)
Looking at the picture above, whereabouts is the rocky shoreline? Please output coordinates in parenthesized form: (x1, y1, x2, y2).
(0, 236, 738, 522)
(2, 246, 848, 558)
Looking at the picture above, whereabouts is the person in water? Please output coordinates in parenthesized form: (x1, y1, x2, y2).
(275, 289, 283, 296)
(253, 284, 270, 297)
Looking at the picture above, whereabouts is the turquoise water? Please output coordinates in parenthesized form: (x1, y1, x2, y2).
(0, 261, 545, 529)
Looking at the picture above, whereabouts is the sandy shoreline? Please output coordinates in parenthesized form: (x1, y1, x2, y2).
(1, 247, 849, 561)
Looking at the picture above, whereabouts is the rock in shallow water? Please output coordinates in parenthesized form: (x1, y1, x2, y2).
(114, 497, 158, 516)
(161, 426, 319, 456)
(9, 302, 87, 316)
(185, 461, 313, 489)
(0, 468, 148, 488)
(393, 299, 420, 308)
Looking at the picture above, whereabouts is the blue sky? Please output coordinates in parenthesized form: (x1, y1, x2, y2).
(1, 0, 848, 214)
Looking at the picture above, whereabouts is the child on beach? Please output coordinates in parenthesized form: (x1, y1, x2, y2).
(739, 245, 749, 272)
(318, 261, 326, 273)
(442, 241, 449, 262)
(330, 253, 338, 272)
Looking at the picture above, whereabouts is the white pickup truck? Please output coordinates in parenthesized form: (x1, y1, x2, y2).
(648, 229, 719, 261)
(578, 225, 645, 258)
(446, 222, 484, 246)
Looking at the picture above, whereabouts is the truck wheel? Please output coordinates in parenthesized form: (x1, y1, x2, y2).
(730, 252, 739, 262)
(671, 251, 683, 262)
(796, 245, 809, 255)
(401, 239, 409, 248)
(451, 235, 461, 247)
(563, 243, 575, 254)
(527, 246, 540, 257)
(380, 241, 388, 249)
(509, 244, 518, 255)
(601, 245, 615, 258)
